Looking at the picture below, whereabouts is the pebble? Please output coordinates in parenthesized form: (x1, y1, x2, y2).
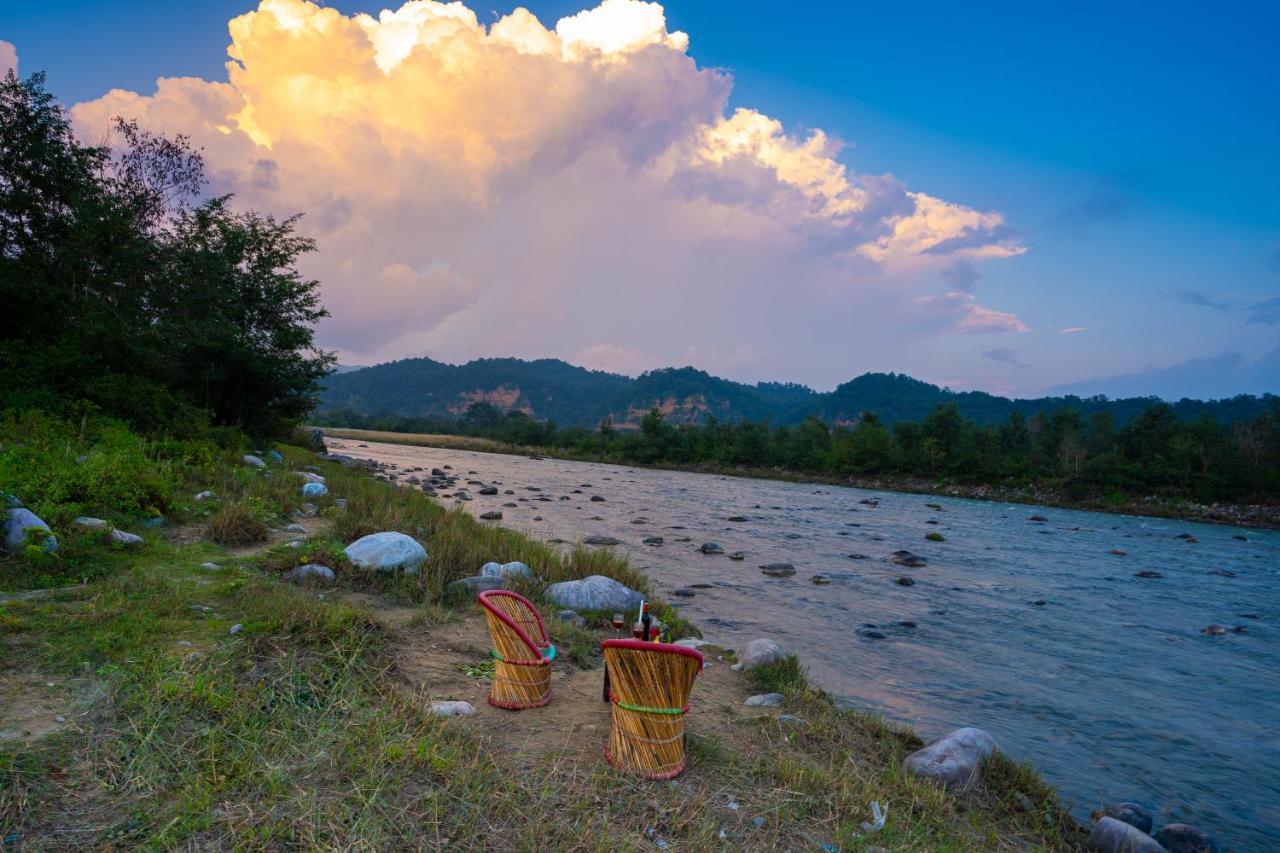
(744, 693, 783, 707)
(429, 701, 478, 717)
(895, 576, 915, 586)
(229, 624, 243, 635)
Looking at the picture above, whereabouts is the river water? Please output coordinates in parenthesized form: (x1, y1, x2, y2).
(330, 437, 1279, 849)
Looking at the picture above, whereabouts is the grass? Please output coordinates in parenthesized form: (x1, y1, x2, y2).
(1, 415, 1088, 849)
(206, 501, 269, 546)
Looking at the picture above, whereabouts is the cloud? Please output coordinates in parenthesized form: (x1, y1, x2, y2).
(573, 343, 658, 375)
(1248, 295, 1280, 325)
(0, 40, 16, 77)
(1052, 187, 1137, 229)
(1175, 289, 1229, 310)
(940, 258, 981, 293)
(1059, 326, 1087, 334)
(981, 347, 1027, 368)
(69, 0, 1025, 370)
(913, 291, 1029, 335)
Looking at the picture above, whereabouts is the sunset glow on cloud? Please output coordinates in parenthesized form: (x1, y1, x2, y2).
(69, 0, 1026, 377)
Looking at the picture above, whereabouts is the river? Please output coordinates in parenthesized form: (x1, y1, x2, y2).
(330, 437, 1280, 849)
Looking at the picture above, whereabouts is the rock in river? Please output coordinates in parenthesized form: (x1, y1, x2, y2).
(344, 532, 427, 574)
(1088, 817, 1164, 853)
(891, 550, 928, 567)
(584, 534, 622, 546)
(1152, 824, 1221, 853)
(699, 542, 725, 554)
(1134, 570, 1163, 579)
(544, 575, 643, 612)
(902, 727, 996, 790)
(479, 511, 503, 520)
(1098, 802, 1153, 834)
(760, 563, 796, 577)
(895, 576, 916, 586)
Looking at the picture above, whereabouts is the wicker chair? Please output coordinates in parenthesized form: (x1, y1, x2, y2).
(602, 639, 704, 779)
(478, 590, 556, 710)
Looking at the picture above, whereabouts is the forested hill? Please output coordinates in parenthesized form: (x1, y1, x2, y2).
(316, 357, 1275, 428)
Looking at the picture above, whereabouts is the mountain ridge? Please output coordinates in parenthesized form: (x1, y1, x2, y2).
(315, 356, 1277, 427)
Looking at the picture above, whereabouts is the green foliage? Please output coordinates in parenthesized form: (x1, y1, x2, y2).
(0, 71, 333, 439)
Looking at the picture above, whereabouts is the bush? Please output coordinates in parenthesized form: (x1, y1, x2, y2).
(207, 501, 269, 546)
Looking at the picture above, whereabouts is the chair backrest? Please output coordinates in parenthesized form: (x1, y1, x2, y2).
(478, 590, 551, 663)
(602, 639, 703, 712)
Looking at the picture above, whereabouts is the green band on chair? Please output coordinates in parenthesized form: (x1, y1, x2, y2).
(611, 693, 687, 715)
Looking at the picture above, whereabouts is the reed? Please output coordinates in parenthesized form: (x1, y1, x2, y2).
(478, 590, 553, 710)
(602, 640, 703, 780)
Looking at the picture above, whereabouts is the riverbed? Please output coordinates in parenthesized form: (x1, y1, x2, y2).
(330, 437, 1280, 849)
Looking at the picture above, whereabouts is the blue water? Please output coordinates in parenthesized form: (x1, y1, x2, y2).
(339, 437, 1280, 850)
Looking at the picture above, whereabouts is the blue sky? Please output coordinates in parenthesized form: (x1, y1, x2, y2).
(3, 0, 1278, 398)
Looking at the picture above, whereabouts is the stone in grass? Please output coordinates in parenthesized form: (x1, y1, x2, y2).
(448, 576, 505, 596)
(480, 561, 531, 579)
(1088, 817, 1164, 853)
(194, 490, 217, 502)
(429, 701, 477, 718)
(283, 564, 335, 585)
(295, 471, 326, 484)
(266, 450, 284, 463)
(109, 529, 143, 547)
(344, 532, 427, 574)
(4, 508, 57, 554)
(744, 693, 784, 707)
(229, 624, 244, 635)
(902, 727, 996, 791)
(200, 562, 221, 570)
(301, 482, 328, 497)
(544, 575, 643, 612)
(731, 638, 786, 671)
(1152, 824, 1221, 853)
(75, 517, 109, 529)
(556, 609, 586, 628)
(479, 511, 503, 520)
(243, 454, 267, 469)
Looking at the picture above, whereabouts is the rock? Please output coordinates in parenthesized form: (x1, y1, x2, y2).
(673, 638, 712, 650)
(728, 551, 745, 561)
(295, 471, 326, 484)
(556, 609, 586, 627)
(760, 563, 796, 577)
(4, 508, 56, 554)
(266, 450, 284, 463)
(1, 492, 22, 509)
(860, 629, 887, 639)
(544, 575, 643, 612)
(925, 503, 943, 510)
(901, 727, 996, 790)
(283, 563, 336, 585)
(1232, 625, 1249, 634)
(243, 454, 266, 469)
(745, 693, 784, 707)
(448, 576, 505, 595)
(859, 498, 879, 506)
(895, 576, 916, 586)
(809, 574, 831, 585)
(454, 491, 472, 501)
(1027, 514, 1047, 522)
(109, 529, 143, 546)
(590, 495, 606, 502)
(479, 511, 503, 520)
(847, 553, 869, 560)
(1134, 570, 1163, 579)
(1099, 803, 1154, 834)
(301, 482, 328, 497)
(727, 516, 749, 522)
(229, 624, 244, 635)
(925, 532, 945, 542)
(891, 551, 928, 567)
(285, 523, 306, 533)
(672, 588, 697, 598)
(699, 542, 725, 554)
(732, 638, 786, 670)
(1201, 624, 1227, 636)
(479, 561, 531, 579)
(1207, 569, 1235, 577)
(200, 562, 220, 570)
(584, 535, 623, 546)
(194, 490, 217, 502)
(478, 486, 499, 495)
(1087, 817, 1164, 853)
(343, 532, 427, 574)
(429, 701, 477, 718)
(1110, 548, 1127, 556)
(643, 536, 664, 546)
(74, 517, 109, 529)
(1152, 824, 1220, 853)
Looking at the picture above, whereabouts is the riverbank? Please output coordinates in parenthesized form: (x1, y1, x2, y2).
(1, 417, 1086, 848)
(318, 426, 1280, 530)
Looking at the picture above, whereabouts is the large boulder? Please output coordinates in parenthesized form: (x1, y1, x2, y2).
(4, 508, 57, 554)
(544, 575, 643, 612)
(732, 638, 787, 670)
(480, 561, 531, 579)
(301, 482, 328, 497)
(1099, 803, 1154, 835)
(1152, 824, 1220, 853)
(343, 532, 427, 574)
(902, 727, 997, 791)
(1088, 817, 1164, 853)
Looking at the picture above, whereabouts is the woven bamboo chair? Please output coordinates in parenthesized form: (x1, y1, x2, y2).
(478, 590, 556, 710)
(602, 639, 704, 779)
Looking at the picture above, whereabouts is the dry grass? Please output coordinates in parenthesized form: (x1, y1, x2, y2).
(206, 501, 268, 546)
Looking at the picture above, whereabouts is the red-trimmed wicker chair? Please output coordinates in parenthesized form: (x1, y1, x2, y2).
(478, 590, 555, 710)
(602, 639, 704, 779)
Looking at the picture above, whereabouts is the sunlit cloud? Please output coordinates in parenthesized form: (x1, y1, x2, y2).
(68, 0, 1025, 372)
(1059, 326, 1087, 334)
(0, 40, 17, 76)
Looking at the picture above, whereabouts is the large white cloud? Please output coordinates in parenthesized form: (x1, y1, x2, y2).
(69, 0, 1026, 380)
(1, 40, 17, 77)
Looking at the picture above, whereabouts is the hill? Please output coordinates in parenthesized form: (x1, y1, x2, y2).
(317, 357, 1276, 428)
